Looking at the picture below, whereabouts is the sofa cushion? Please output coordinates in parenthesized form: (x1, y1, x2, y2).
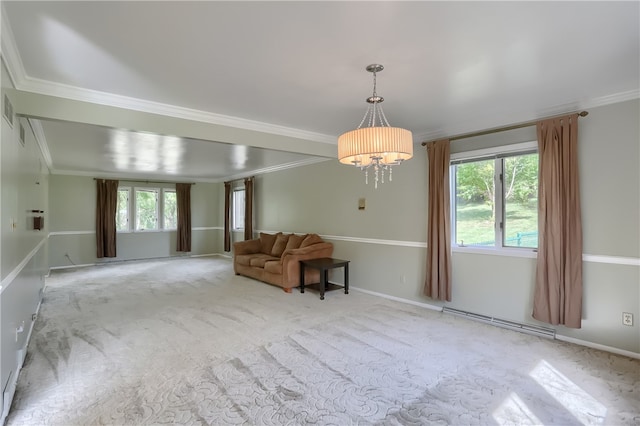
(264, 260, 283, 274)
(300, 233, 323, 248)
(250, 254, 280, 268)
(271, 233, 290, 257)
(260, 232, 280, 254)
(285, 234, 306, 252)
(235, 254, 255, 266)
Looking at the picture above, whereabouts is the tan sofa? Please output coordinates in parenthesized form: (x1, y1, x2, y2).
(233, 232, 333, 292)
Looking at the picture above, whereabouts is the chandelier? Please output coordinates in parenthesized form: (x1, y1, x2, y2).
(338, 64, 413, 188)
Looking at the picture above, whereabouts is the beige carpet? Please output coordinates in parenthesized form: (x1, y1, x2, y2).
(7, 257, 639, 425)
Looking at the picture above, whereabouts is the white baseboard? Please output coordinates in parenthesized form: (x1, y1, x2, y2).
(555, 334, 639, 360)
(352, 286, 640, 360)
(49, 262, 96, 271)
(212, 253, 232, 259)
(21, 300, 42, 370)
(49, 253, 229, 274)
(2, 374, 14, 426)
(190, 253, 228, 259)
(350, 286, 443, 312)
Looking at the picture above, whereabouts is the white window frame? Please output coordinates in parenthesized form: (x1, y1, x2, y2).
(134, 187, 160, 232)
(116, 187, 132, 232)
(450, 141, 538, 257)
(162, 188, 177, 230)
(233, 188, 245, 231)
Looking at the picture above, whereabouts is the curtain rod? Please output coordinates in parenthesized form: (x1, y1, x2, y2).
(224, 176, 254, 185)
(94, 178, 195, 185)
(421, 110, 589, 147)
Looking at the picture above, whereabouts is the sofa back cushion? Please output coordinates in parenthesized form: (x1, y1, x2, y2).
(260, 232, 280, 254)
(300, 233, 323, 248)
(271, 233, 290, 257)
(250, 254, 280, 268)
(285, 234, 306, 252)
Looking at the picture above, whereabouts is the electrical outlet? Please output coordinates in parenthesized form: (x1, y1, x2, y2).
(622, 312, 633, 326)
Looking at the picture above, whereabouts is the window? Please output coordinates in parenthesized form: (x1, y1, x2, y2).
(116, 187, 131, 231)
(116, 186, 180, 232)
(163, 189, 177, 229)
(135, 188, 159, 231)
(233, 189, 245, 230)
(451, 143, 538, 249)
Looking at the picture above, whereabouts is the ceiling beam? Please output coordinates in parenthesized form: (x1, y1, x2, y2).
(7, 89, 337, 158)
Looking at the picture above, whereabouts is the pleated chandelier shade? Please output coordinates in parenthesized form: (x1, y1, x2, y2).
(338, 64, 413, 188)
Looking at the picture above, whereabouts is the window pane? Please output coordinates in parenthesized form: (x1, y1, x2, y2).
(116, 189, 129, 231)
(164, 190, 177, 229)
(503, 154, 538, 248)
(455, 159, 495, 246)
(136, 189, 158, 230)
(233, 190, 245, 230)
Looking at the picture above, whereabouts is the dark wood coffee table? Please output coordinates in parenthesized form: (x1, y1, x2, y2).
(299, 257, 349, 300)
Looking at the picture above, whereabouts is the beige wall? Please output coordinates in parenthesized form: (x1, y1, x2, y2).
(1, 111, 49, 278)
(48, 175, 221, 267)
(255, 158, 426, 241)
(1, 59, 48, 420)
(580, 101, 639, 257)
(249, 99, 640, 355)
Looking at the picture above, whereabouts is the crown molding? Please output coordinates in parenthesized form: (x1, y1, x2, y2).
(414, 89, 640, 143)
(4, 7, 636, 156)
(50, 169, 219, 184)
(0, 9, 336, 146)
(582, 89, 640, 109)
(50, 157, 329, 183)
(535, 88, 640, 117)
(217, 157, 330, 183)
(17, 75, 337, 145)
(0, 4, 26, 88)
(27, 119, 53, 171)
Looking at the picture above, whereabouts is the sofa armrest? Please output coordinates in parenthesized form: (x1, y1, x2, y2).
(280, 242, 334, 287)
(233, 238, 262, 255)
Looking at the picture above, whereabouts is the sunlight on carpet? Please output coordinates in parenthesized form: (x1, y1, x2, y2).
(530, 360, 607, 425)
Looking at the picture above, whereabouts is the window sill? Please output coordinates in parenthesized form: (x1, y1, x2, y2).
(452, 245, 537, 259)
(117, 229, 175, 234)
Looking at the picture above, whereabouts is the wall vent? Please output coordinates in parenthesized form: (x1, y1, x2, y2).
(443, 307, 556, 339)
(3, 94, 13, 127)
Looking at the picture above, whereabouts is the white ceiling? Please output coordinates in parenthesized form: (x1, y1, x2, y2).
(2, 1, 639, 182)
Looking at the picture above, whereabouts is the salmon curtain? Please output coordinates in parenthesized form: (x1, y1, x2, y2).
(176, 183, 192, 252)
(423, 139, 452, 301)
(96, 179, 119, 258)
(244, 177, 254, 240)
(223, 181, 231, 252)
(533, 114, 583, 328)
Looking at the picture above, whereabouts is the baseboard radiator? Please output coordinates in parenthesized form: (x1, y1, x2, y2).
(442, 307, 556, 339)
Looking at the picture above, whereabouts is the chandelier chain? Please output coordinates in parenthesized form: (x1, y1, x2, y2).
(371, 70, 379, 127)
(372, 70, 377, 96)
(357, 105, 370, 129)
(378, 106, 390, 127)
